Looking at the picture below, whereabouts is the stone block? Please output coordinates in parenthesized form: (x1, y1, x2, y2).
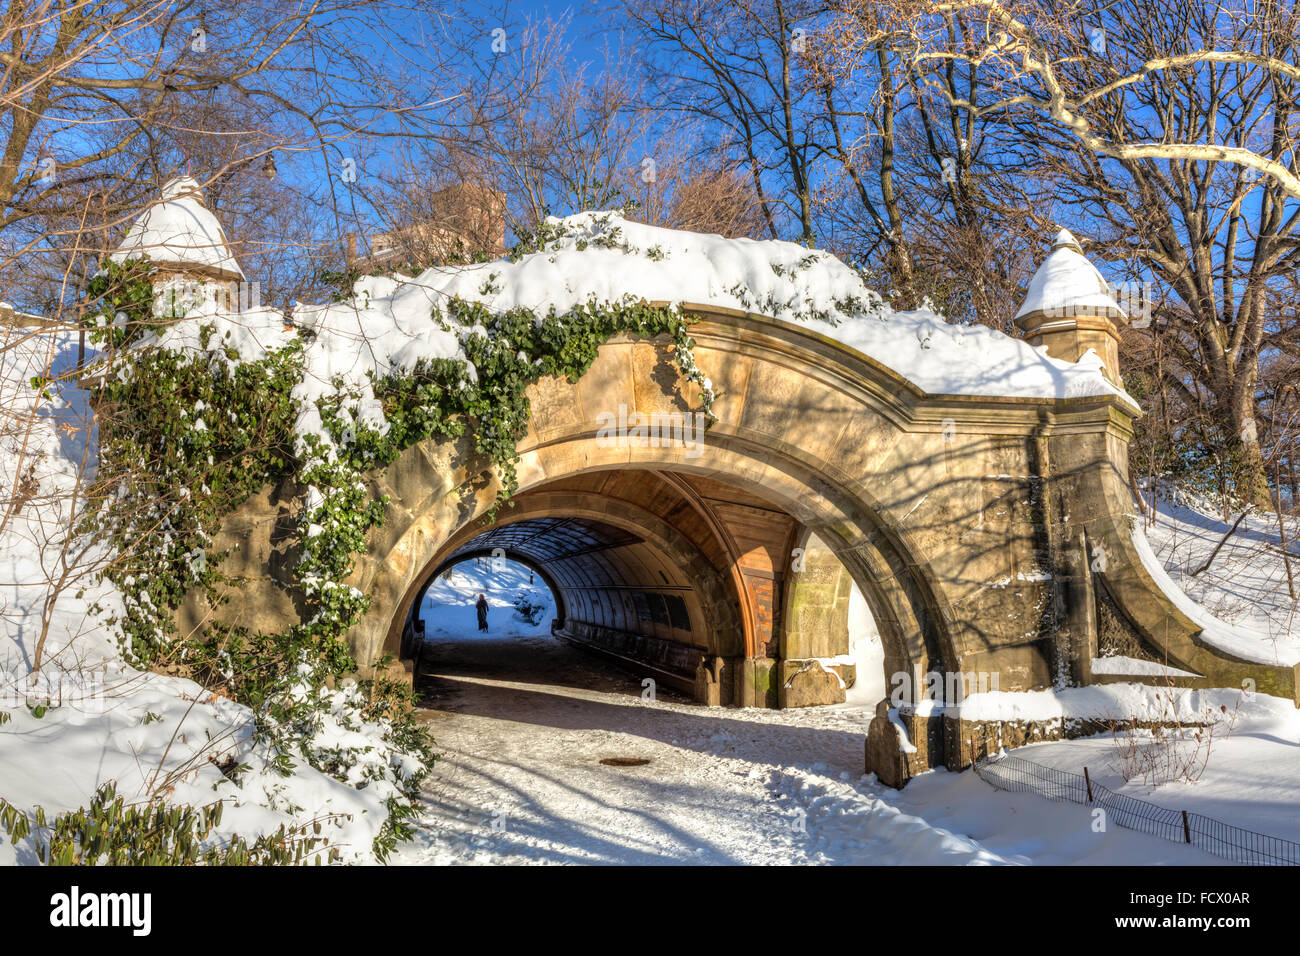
(779, 660, 846, 707)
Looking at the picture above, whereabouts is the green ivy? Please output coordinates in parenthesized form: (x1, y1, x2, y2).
(0, 784, 343, 866)
(84, 259, 162, 350)
(90, 326, 302, 669)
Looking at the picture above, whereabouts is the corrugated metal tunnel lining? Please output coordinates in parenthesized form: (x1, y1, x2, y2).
(431, 515, 701, 646)
(439, 517, 642, 567)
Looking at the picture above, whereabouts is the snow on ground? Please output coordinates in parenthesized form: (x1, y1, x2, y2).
(0, 329, 404, 864)
(396, 630, 1222, 865)
(983, 712, 1300, 849)
(1136, 481, 1300, 666)
(397, 562, 1235, 865)
(399, 511, 1300, 867)
(418, 558, 555, 640)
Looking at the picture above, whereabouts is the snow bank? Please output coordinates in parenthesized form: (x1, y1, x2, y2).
(0, 668, 392, 865)
(1089, 655, 1199, 678)
(767, 766, 1006, 864)
(0, 330, 401, 864)
(946, 681, 1285, 725)
(1132, 482, 1300, 666)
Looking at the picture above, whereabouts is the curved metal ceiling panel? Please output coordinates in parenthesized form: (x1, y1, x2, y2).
(439, 517, 644, 569)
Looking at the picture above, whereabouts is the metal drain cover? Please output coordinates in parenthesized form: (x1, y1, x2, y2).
(599, 756, 652, 767)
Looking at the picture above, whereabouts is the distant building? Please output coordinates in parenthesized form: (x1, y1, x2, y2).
(347, 183, 506, 273)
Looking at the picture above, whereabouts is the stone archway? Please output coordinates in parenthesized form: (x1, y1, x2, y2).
(339, 305, 1070, 706)
(195, 304, 1300, 781)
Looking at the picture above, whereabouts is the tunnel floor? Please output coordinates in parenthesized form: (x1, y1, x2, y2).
(413, 631, 694, 709)
(406, 629, 869, 864)
(395, 627, 1219, 865)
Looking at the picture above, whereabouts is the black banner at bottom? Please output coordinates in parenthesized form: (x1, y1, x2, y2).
(0, 863, 1275, 945)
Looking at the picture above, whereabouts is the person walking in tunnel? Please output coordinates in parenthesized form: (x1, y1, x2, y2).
(476, 593, 489, 632)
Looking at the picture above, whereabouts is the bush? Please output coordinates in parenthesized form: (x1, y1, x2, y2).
(0, 783, 343, 866)
(513, 593, 546, 626)
(1107, 688, 1240, 786)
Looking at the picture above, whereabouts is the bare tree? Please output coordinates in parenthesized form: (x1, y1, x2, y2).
(0, 0, 487, 318)
(0, 0, 496, 688)
(649, 161, 772, 238)
(627, 0, 828, 243)
(826, 0, 1300, 503)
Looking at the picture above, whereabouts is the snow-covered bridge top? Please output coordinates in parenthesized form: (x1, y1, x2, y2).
(303, 212, 1124, 402)
(142, 211, 1130, 451)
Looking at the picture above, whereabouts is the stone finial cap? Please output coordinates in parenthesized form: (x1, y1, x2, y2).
(1051, 228, 1084, 254)
(1014, 226, 1124, 324)
(159, 175, 204, 202)
(110, 174, 244, 281)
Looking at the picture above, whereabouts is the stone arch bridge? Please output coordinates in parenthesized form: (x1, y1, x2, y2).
(194, 304, 1298, 783)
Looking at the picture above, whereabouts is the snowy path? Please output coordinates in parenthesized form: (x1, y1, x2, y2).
(394, 630, 1219, 866)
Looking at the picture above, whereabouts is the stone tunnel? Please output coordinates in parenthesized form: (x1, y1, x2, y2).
(187, 303, 1300, 785)
(394, 470, 868, 708)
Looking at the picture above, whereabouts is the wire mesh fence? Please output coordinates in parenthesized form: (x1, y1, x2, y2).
(974, 752, 1300, 866)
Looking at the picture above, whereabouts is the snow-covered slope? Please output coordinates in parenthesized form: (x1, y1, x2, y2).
(0, 330, 408, 864)
(0, 330, 117, 674)
(1135, 482, 1300, 666)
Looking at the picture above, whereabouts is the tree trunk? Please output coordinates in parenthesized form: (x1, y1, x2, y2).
(1231, 403, 1274, 507)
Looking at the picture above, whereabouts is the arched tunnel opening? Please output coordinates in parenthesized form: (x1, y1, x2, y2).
(398, 469, 886, 709)
(417, 553, 560, 641)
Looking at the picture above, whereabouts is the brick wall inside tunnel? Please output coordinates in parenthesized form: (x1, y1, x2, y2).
(401, 469, 863, 708)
